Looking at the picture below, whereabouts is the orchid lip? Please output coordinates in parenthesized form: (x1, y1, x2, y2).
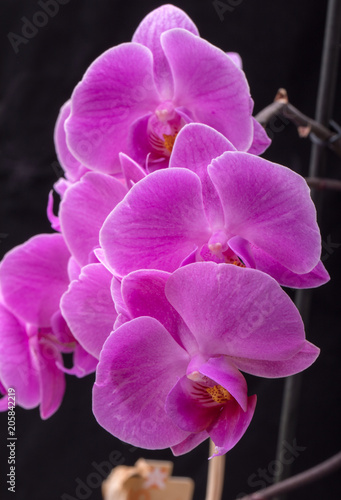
(186, 373, 235, 408)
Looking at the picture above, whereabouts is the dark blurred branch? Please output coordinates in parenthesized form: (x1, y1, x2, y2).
(305, 177, 341, 190)
(255, 89, 341, 158)
(236, 451, 341, 500)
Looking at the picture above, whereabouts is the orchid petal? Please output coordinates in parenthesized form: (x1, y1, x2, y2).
(171, 431, 209, 456)
(119, 152, 146, 190)
(170, 123, 235, 227)
(93, 316, 190, 449)
(247, 119, 271, 155)
(61, 263, 116, 359)
(165, 263, 306, 361)
(54, 100, 89, 182)
(121, 270, 196, 352)
(208, 395, 257, 457)
(66, 43, 160, 173)
(0, 303, 40, 408)
(165, 375, 220, 433)
(0, 234, 70, 327)
(100, 168, 210, 276)
(209, 152, 321, 274)
(59, 344, 98, 377)
(199, 356, 248, 411)
(34, 336, 65, 419)
(232, 341, 320, 378)
(132, 4, 199, 97)
(60, 172, 127, 266)
(249, 245, 330, 288)
(161, 29, 253, 150)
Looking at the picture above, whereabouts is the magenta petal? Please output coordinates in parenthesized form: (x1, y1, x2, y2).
(121, 270, 196, 352)
(247, 119, 271, 155)
(250, 245, 330, 289)
(233, 341, 320, 378)
(47, 191, 61, 232)
(132, 5, 199, 97)
(165, 375, 220, 433)
(61, 263, 116, 359)
(93, 316, 190, 449)
(51, 310, 74, 349)
(162, 29, 253, 150)
(68, 256, 81, 282)
(100, 168, 210, 275)
(0, 303, 40, 408)
(171, 431, 209, 456)
(228, 235, 256, 269)
(170, 123, 235, 227)
(54, 101, 89, 182)
(209, 152, 322, 274)
(66, 43, 160, 173)
(59, 344, 98, 377)
(227, 52, 242, 69)
(208, 395, 257, 457)
(0, 234, 70, 327)
(199, 356, 248, 411)
(34, 336, 65, 419)
(60, 172, 127, 266)
(119, 152, 146, 190)
(125, 113, 154, 170)
(165, 263, 306, 361)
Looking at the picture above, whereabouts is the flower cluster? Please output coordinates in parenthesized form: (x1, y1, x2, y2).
(0, 5, 328, 456)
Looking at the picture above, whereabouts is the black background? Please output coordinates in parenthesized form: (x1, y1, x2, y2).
(0, 1, 340, 499)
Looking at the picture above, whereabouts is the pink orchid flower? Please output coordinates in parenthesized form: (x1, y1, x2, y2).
(64, 5, 269, 175)
(0, 234, 98, 417)
(93, 263, 319, 456)
(100, 123, 329, 289)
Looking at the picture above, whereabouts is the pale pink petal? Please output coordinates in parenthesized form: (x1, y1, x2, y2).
(60, 172, 127, 266)
(33, 336, 65, 419)
(100, 168, 210, 276)
(208, 395, 257, 457)
(247, 119, 271, 155)
(132, 4, 199, 97)
(66, 44, 160, 173)
(93, 317, 190, 449)
(61, 263, 116, 359)
(0, 303, 40, 408)
(165, 263, 307, 361)
(119, 152, 146, 190)
(170, 123, 235, 227)
(232, 341, 320, 378)
(0, 234, 70, 327)
(209, 152, 322, 274)
(161, 29, 253, 150)
(54, 100, 89, 182)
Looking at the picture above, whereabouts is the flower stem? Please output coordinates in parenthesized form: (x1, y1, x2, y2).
(205, 440, 226, 500)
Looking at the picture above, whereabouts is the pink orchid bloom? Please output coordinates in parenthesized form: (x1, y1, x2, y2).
(0, 234, 98, 417)
(61, 262, 117, 360)
(58, 171, 127, 267)
(64, 5, 269, 175)
(93, 263, 319, 456)
(0, 299, 65, 419)
(100, 123, 329, 289)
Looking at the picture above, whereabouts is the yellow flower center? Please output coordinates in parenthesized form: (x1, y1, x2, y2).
(206, 385, 233, 404)
(163, 133, 177, 153)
